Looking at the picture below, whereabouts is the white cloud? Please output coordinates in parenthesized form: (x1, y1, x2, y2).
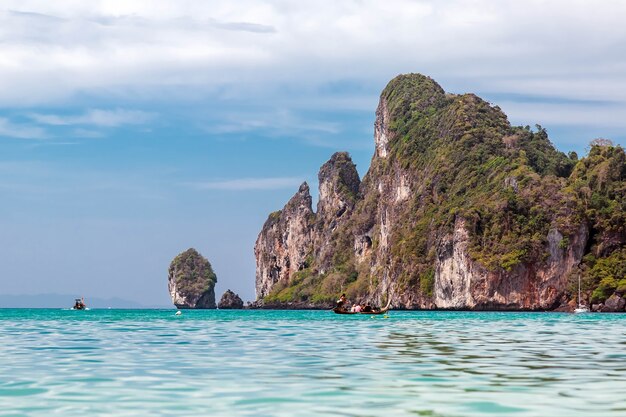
(499, 101, 626, 129)
(28, 108, 154, 127)
(188, 177, 304, 191)
(0, 1, 624, 106)
(0, 117, 47, 139)
(0, 1, 625, 146)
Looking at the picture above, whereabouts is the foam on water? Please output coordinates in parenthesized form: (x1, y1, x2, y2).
(0, 309, 624, 416)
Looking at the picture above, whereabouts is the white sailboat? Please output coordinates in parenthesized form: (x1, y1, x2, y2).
(574, 275, 590, 313)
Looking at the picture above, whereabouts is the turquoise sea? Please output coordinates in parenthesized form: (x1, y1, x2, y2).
(0, 309, 624, 417)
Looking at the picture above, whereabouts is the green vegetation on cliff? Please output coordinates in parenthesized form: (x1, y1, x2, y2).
(260, 74, 625, 309)
(379, 77, 579, 277)
(169, 248, 217, 297)
(569, 143, 626, 303)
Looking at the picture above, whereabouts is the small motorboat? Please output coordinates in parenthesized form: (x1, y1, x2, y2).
(72, 298, 87, 310)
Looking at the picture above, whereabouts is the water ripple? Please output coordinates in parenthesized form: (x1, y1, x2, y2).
(0, 309, 624, 416)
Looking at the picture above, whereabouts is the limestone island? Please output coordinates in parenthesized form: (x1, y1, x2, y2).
(255, 73, 626, 312)
(168, 248, 217, 309)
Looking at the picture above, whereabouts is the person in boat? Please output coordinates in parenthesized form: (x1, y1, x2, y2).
(336, 294, 348, 311)
(362, 303, 373, 313)
(73, 297, 86, 310)
(350, 302, 363, 313)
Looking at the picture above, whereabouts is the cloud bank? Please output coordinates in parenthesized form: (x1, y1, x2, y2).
(0, 1, 625, 141)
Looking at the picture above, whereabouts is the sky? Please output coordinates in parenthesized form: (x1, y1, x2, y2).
(1, 0, 625, 307)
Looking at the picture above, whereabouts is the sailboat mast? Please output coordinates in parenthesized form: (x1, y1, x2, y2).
(578, 274, 582, 306)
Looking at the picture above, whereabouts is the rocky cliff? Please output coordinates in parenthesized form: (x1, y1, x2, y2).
(218, 290, 244, 309)
(254, 182, 314, 299)
(255, 74, 626, 311)
(168, 248, 217, 309)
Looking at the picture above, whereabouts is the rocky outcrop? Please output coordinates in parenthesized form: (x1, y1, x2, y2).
(218, 290, 244, 309)
(601, 294, 626, 312)
(254, 182, 314, 299)
(316, 152, 360, 226)
(255, 152, 365, 301)
(168, 248, 217, 309)
(255, 73, 625, 311)
(314, 152, 361, 273)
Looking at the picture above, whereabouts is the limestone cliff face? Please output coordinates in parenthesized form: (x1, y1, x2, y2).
(168, 248, 217, 309)
(254, 153, 361, 301)
(434, 220, 588, 309)
(374, 97, 392, 158)
(254, 183, 314, 299)
(255, 73, 625, 310)
(316, 152, 360, 227)
(314, 152, 361, 273)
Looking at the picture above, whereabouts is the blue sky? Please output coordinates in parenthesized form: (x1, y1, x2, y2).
(1, 1, 625, 306)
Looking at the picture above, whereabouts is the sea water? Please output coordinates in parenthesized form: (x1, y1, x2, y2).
(0, 309, 624, 417)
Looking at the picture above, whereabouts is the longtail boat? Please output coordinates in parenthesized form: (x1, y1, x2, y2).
(332, 299, 391, 315)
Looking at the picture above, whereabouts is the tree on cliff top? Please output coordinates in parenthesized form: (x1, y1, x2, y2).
(169, 248, 217, 296)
